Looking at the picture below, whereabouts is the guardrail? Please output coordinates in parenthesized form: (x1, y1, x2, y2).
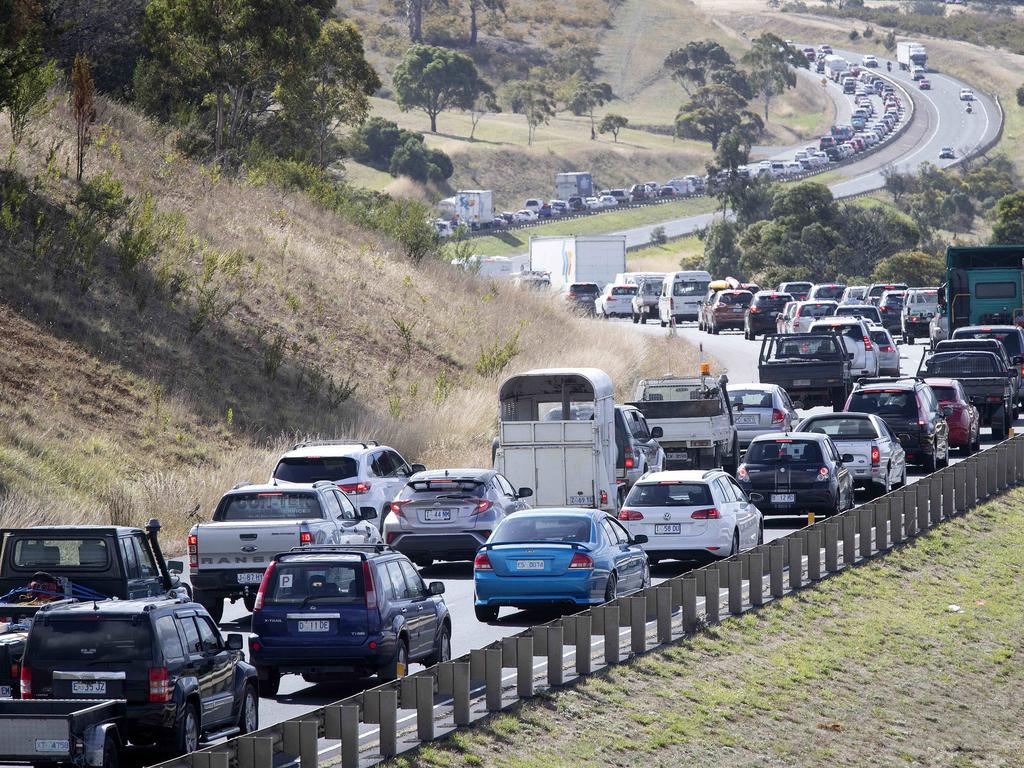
(151, 434, 1024, 768)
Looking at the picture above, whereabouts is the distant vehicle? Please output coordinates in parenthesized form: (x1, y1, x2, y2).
(868, 325, 900, 376)
(698, 279, 734, 331)
(777, 281, 813, 301)
(523, 198, 543, 213)
(897, 41, 928, 71)
(935, 338, 1019, 409)
(807, 283, 846, 302)
(938, 146, 955, 159)
(705, 290, 753, 335)
(629, 183, 651, 202)
(866, 282, 908, 306)
(758, 333, 853, 410)
(951, 325, 1024, 404)
(631, 276, 664, 323)
(513, 209, 538, 222)
(659, 270, 713, 325)
(550, 199, 569, 216)
(728, 383, 800, 446)
(618, 470, 763, 565)
(537, 202, 553, 218)
(845, 378, 950, 469)
(807, 317, 880, 379)
(597, 194, 619, 208)
(472, 509, 649, 621)
(567, 196, 586, 211)
(250, 546, 450, 691)
(862, 54, 878, 68)
(918, 78, 931, 90)
(614, 404, 666, 491)
(902, 288, 939, 344)
(658, 185, 677, 197)
(560, 282, 601, 315)
(383, 469, 532, 566)
(584, 197, 602, 210)
(840, 286, 868, 305)
(530, 235, 627, 293)
(959, 88, 974, 101)
(777, 301, 799, 334)
(555, 171, 594, 201)
(924, 378, 981, 454)
(878, 290, 908, 334)
(795, 413, 907, 497)
(595, 283, 638, 318)
(920, 350, 1013, 438)
(736, 433, 854, 517)
(930, 308, 948, 350)
(790, 300, 839, 334)
(744, 291, 793, 340)
(911, 65, 926, 81)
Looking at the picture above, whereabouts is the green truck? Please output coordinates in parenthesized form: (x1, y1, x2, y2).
(944, 245, 1024, 333)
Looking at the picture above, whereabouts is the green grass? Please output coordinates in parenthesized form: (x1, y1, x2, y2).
(467, 198, 719, 258)
(627, 235, 705, 272)
(395, 490, 1024, 767)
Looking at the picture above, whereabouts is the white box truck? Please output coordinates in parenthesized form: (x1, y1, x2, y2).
(452, 189, 493, 227)
(823, 54, 848, 81)
(555, 172, 594, 201)
(896, 42, 928, 71)
(529, 235, 627, 292)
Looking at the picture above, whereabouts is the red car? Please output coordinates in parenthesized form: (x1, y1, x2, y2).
(925, 378, 980, 454)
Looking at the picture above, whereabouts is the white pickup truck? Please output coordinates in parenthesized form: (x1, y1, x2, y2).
(188, 481, 381, 622)
(628, 374, 740, 474)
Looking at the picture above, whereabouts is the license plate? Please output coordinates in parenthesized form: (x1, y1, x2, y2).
(298, 620, 331, 632)
(655, 524, 682, 535)
(423, 509, 452, 522)
(237, 572, 263, 584)
(569, 495, 594, 505)
(0, 685, 11, 699)
(737, 415, 758, 424)
(793, 379, 811, 387)
(516, 560, 545, 571)
(667, 451, 688, 461)
(72, 680, 106, 695)
(35, 741, 70, 754)
(771, 493, 796, 504)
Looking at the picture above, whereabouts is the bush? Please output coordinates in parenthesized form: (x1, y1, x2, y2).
(650, 226, 667, 245)
(352, 117, 454, 182)
(388, 137, 454, 183)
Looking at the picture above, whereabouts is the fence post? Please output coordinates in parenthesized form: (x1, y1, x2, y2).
(704, 567, 720, 624)
(788, 537, 803, 590)
(657, 585, 673, 643)
(485, 648, 503, 712)
(874, 504, 889, 551)
(998, 442, 1008, 490)
(727, 559, 743, 615)
(546, 625, 563, 687)
(859, 505, 873, 559)
(575, 614, 592, 676)
(516, 636, 534, 699)
(953, 462, 967, 514)
(453, 662, 471, 726)
(283, 721, 319, 768)
(929, 473, 943, 525)
(806, 528, 821, 581)
(682, 576, 697, 633)
(340, 704, 360, 768)
(630, 595, 646, 655)
(380, 689, 398, 758)
(603, 605, 620, 665)
(1017, 435, 1024, 482)
(977, 454, 989, 499)
(416, 675, 435, 741)
(842, 514, 856, 566)
(470, 648, 486, 686)
(888, 495, 903, 544)
(748, 552, 764, 606)
(1007, 441, 1018, 485)
(769, 544, 785, 598)
(824, 521, 839, 572)
(916, 480, 930, 532)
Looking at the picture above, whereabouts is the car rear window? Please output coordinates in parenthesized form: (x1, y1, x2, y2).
(910, 290, 938, 304)
(274, 457, 358, 483)
(882, 294, 906, 308)
(262, 563, 364, 605)
(925, 353, 1000, 376)
(745, 440, 823, 463)
(955, 330, 1022, 357)
(836, 306, 881, 323)
(717, 291, 752, 306)
(570, 283, 599, 294)
(869, 330, 891, 346)
(491, 516, 592, 544)
(929, 386, 956, 401)
(29, 618, 154, 662)
(11, 538, 110, 570)
(802, 417, 879, 439)
(611, 286, 638, 296)
(400, 479, 486, 500)
(753, 295, 791, 311)
(214, 492, 323, 521)
(812, 286, 845, 300)
(798, 303, 836, 318)
(848, 390, 918, 417)
(674, 280, 709, 297)
(625, 482, 713, 507)
(772, 336, 843, 360)
(730, 390, 773, 408)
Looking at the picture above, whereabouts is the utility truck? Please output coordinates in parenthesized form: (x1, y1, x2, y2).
(529, 235, 627, 293)
(897, 42, 928, 71)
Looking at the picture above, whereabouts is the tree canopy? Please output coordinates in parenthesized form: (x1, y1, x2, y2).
(742, 33, 807, 120)
(598, 113, 628, 142)
(991, 191, 1024, 245)
(870, 250, 945, 285)
(664, 40, 733, 95)
(675, 84, 763, 149)
(567, 79, 612, 140)
(393, 44, 487, 133)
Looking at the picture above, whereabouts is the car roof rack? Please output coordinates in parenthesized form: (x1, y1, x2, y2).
(278, 543, 395, 559)
(291, 439, 380, 450)
(855, 375, 923, 387)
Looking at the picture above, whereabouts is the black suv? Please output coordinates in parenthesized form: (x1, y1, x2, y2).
(744, 291, 793, 340)
(23, 597, 258, 755)
(844, 378, 950, 470)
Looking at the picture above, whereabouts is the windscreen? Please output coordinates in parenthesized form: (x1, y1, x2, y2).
(674, 280, 709, 297)
(262, 563, 364, 605)
(910, 290, 938, 305)
(954, 330, 1022, 357)
(214, 492, 322, 521)
(731, 389, 773, 408)
(798, 303, 837, 318)
(745, 440, 823, 463)
(625, 483, 714, 507)
(491, 516, 593, 544)
(11, 538, 110, 570)
(802, 417, 879, 439)
(29, 619, 154, 662)
(847, 390, 917, 417)
(274, 457, 358, 483)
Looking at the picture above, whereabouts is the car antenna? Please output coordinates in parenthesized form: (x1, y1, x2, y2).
(93, 600, 99, 611)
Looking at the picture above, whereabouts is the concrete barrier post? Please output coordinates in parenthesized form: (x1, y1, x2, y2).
(842, 514, 856, 566)
(485, 648, 503, 712)
(416, 675, 435, 741)
(824, 521, 839, 572)
(748, 552, 764, 606)
(727, 560, 743, 615)
(645, 587, 657, 622)
(670, 577, 683, 611)
(916, 481, 930, 532)
(769, 544, 785, 598)
(704, 567, 720, 623)
(575, 615, 592, 676)
(991, 444, 1001, 492)
(340, 705, 360, 768)
(930, 474, 943, 525)
(453, 662, 471, 726)
(436, 662, 453, 697)
(283, 721, 319, 768)
(806, 528, 821, 581)
(874, 505, 889, 551)
(470, 648, 486, 685)
(501, 636, 517, 668)
(546, 625, 563, 687)
(859, 506, 873, 559)
(682, 577, 697, 633)
(630, 595, 646, 655)
(1017, 436, 1024, 481)
(953, 462, 967, 514)
(1007, 442, 1018, 485)
(657, 585, 673, 643)
(788, 537, 803, 590)
(997, 443, 1008, 490)
(603, 605, 620, 665)
(237, 738, 273, 768)
(889, 496, 903, 544)
(379, 689, 398, 758)
(895, 491, 912, 538)
(978, 454, 989, 499)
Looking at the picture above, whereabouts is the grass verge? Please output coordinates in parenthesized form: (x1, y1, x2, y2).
(395, 490, 1024, 767)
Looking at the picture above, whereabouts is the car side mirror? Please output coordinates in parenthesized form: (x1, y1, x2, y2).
(841, 453, 855, 463)
(632, 535, 649, 545)
(650, 426, 664, 439)
(410, 463, 426, 474)
(225, 633, 244, 651)
(167, 559, 184, 574)
(942, 405, 953, 417)
(429, 581, 445, 595)
(517, 487, 533, 499)
(749, 492, 764, 504)
(360, 506, 378, 520)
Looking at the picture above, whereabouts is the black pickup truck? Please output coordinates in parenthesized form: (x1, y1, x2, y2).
(758, 333, 853, 410)
(919, 350, 1014, 439)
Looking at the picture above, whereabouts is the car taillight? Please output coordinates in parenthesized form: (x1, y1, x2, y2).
(363, 560, 377, 610)
(691, 508, 720, 519)
(339, 482, 371, 494)
(299, 531, 313, 545)
(253, 562, 274, 611)
(389, 500, 410, 518)
(817, 466, 830, 480)
(871, 446, 880, 465)
(863, 335, 873, 351)
(474, 553, 493, 571)
(188, 534, 198, 569)
(568, 292, 577, 298)
(149, 667, 171, 703)
(881, 345, 894, 352)
(20, 665, 31, 698)
(737, 466, 748, 480)
(618, 508, 644, 521)
(749, 306, 760, 313)
(771, 409, 785, 425)
(569, 552, 594, 569)
(472, 500, 494, 515)
(986, 395, 1003, 404)
(599, 490, 608, 506)
(624, 450, 635, 469)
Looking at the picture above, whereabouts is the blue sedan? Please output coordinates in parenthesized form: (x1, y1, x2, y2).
(473, 509, 650, 623)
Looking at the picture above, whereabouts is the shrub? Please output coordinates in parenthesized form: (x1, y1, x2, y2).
(650, 226, 667, 245)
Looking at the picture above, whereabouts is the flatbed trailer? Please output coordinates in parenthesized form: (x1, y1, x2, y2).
(0, 699, 125, 768)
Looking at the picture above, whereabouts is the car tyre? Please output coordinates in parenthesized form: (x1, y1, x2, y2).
(604, 571, 618, 602)
(101, 734, 119, 768)
(474, 604, 499, 623)
(257, 666, 280, 697)
(640, 313, 647, 325)
(242, 593, 257, 613)
(937, 440, 949, 468)
(165, 701, 200, 756)
(632, 312, 639, 324)
(922, 442, 937, 472)
(729, 529, 740, 556)
(239, 684, 258, 734)
(712, 323, 720, 335)
(424, 623, 451, 667)
(194, 591, 223, 624)
(381, 638, 409, 681)
(992, 417, 1006, 441)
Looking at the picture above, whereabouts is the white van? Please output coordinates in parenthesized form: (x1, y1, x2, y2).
(658, 270, 712, 326)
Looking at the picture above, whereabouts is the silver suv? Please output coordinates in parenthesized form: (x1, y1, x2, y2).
(383, 469, 532, 567)
(631, 277, 664, 324)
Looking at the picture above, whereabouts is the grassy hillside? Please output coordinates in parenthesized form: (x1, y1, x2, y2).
(0, 97, 700, 542)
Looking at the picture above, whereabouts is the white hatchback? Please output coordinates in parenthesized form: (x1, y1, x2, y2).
(617, 470, 763, 565)
(808, 317, 880, 378)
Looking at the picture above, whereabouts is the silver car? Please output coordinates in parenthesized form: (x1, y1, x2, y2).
(868, 325, 900, 376)
(383, 469, 532, 566)
(796, 412, 907, 497)
(728, 384, 800, 447)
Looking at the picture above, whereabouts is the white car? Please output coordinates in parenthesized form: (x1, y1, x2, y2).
(728, 383, 800, 446)
(867, 324, 900, 376)
(790, 300, 839, 334)
(584, 196, 602, 210)
(595, 283, 638, 318)
(783, 161, 804, 176)
(597, 194, 619, 208)
(513, 208, 538, 222)
(777, 300, 799, 333)
(840, 286, 868, 305)
(862, 55, 878, 68)
(271, 440, 425, 529)
(808, 317, 880, 378)
(617, 470, 763, 565)
(959, 88, 974, 101)
(523, 198, 543, 212)
(795, 412, 907, 497)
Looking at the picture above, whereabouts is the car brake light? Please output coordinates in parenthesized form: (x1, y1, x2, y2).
(20, 665, 31, 698)
(568, 292, 577, 298)
(599, 490, 608, 506)
(624, 449, 635, 469)
(871, 446, 880, 465)
(389, 500, 410, 518)
(253, 562, 274, 611)
(472, 500, 493, 515)
(299, 531, 313, 545)
(188, 534, 198, 569)
(691, 508, 720, 519)
(750, 306, 760, 313)
(737, 466, 748, 480)
(339, 482, 371, 494)
(363, 560, 377, 610)
(881, 345, 894, 352)
(149, 667, 171, 703)
(569, 552, 594, 569)
(618, 508, 644, 521)
(817, 466, 830, 480)
(771, 409, 785, 425)
(863, 335, 872, 351)
(474, 553, 493, 571)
